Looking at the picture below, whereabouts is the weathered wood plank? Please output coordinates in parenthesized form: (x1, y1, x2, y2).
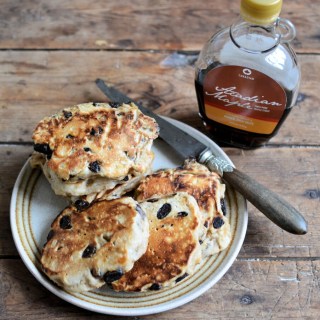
(0, 259, 319, 319)
(0, 0, 318, 53)
(0, 146, 31, 256)
(225, 147, 320, 258)
(2, 145, 320, 257)
(0, 51, 318, 145)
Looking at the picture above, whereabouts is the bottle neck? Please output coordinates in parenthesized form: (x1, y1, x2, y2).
(230, 17, 281, 54)
(230, 16, 296, 54)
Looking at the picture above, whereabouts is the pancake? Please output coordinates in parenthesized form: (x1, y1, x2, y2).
(31, 102, 159, 198)
(70, 170, 151, 204)
(135, 159, 231, 257)
(112, 193, 202, 292)
(41, 197, 149, 292)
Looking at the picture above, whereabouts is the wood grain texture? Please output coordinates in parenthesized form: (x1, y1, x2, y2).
(225, 147, 320, 258)
(1, 0, 319, 317)
(2, 145, 320, 258)
(0, 146, 31, 256)
(0, 0, 318, 53)
(0, 259, 319, 319)
(0, 52, 319, 145)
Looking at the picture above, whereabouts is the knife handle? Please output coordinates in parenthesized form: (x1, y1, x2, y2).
(205, 159, 307, 234)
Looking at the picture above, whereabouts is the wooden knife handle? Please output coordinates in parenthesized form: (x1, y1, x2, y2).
(222, 168, 307, 235)
(202, 152, 308, 234)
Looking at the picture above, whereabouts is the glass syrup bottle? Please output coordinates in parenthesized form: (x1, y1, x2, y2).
(195, 0, 300, 148)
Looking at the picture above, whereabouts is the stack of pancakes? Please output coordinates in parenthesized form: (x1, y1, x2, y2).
(31, 102, 231, 293)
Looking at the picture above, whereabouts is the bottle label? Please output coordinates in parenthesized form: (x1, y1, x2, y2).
(203, 65, 287, 134)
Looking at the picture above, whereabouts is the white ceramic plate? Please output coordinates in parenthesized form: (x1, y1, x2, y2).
(10, 118, 247, 316)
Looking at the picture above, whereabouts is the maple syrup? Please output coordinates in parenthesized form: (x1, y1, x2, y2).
(195, 0, 300, 148)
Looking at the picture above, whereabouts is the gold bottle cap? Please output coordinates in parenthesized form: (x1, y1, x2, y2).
(240, 0, 283, 25)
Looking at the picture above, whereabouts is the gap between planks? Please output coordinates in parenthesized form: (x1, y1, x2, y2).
(2, 255, 320, 261)
(0, 48, 317, 56)
(2, 142, 320, 149)
(0, 48, 198, 54)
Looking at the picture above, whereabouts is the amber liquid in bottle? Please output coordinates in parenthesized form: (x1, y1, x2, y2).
(195, 17, 300, 149)
(195, 64, 295, 149)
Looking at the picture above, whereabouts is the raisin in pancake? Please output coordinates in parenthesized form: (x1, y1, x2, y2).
(31, 102, 159, 198)
(41, 197, 149, 292)
(135, 160, 231, 257)
(112, 193, 201, 292)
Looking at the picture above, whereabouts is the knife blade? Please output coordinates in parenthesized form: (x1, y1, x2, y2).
(95, 79, 205, 160)
(95, 78, 307, 235)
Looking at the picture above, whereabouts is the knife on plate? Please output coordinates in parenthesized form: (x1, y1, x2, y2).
(95, 78, 307, 235)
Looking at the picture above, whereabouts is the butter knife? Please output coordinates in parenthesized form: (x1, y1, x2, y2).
(95, 78, 307, 235)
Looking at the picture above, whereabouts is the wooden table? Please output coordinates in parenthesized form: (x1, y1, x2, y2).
(1, 0, 319, 319)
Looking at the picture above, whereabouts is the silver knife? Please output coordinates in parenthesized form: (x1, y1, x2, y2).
(95, 78, 307, 235)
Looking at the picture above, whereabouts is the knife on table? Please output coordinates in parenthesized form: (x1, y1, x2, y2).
(95, 78, 307, 235)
